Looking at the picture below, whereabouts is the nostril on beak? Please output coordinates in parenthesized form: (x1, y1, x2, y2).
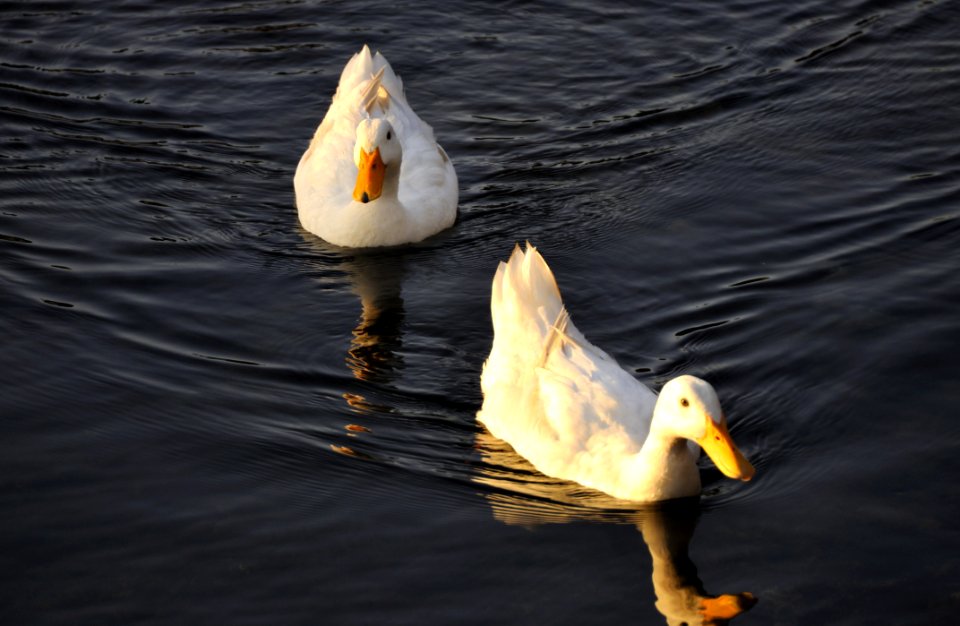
(360, 192, 369, 203)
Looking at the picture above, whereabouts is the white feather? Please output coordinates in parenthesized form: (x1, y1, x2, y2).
(294, 45, 458, 247)
(478, 244, 754, 501)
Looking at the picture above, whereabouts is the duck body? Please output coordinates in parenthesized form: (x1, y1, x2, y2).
(478, 244, 755, 502)
(294, 46, 458, 248)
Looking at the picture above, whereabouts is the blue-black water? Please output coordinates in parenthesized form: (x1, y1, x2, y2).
(3, 1, 959, 624)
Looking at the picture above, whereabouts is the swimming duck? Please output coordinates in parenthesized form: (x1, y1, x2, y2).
(294, 45, 458, 247)
(478, 244, 756, 502)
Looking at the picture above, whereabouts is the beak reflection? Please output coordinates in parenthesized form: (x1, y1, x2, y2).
(474, 432, 757, 626)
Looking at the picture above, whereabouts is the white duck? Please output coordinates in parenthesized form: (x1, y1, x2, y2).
(294, 45, 458, 247)
(478, 244, 756, 502)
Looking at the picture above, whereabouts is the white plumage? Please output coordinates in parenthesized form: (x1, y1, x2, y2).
(294, 46, 458, 247)
(478, 244, 755, 502)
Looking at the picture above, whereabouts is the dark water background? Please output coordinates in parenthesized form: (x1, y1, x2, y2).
(3, 1, 960, 624)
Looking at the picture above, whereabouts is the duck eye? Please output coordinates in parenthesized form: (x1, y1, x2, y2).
(386, 131, 392, 140)
(680, 398, 689, 408)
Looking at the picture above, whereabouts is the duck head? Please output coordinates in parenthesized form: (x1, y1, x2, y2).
(655, 375, 756, 481)
(353, 118, 401, 204)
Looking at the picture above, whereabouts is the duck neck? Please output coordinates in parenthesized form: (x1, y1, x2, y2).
(350, 160, 412, 246)
(627, 430, 701, 501)
(381, 159, 402, 205)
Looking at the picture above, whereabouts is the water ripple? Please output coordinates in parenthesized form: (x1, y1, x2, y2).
(3, 0, 960, 622)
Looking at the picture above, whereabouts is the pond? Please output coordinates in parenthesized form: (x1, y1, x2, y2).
(2, 1, 959, 624)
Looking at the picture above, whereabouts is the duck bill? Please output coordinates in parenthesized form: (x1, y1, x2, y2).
(353, 147, 385, 203)
(698, 415, 755, 481)
(699, 592, 757, 622)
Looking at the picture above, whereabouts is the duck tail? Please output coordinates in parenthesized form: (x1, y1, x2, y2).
(540, 306, 573, 367)
(338, 46, 404, 114)
(360, 66, 388, 114)
(490, 242, 565, 352)
(480, 243, 574, 431)
(371, 49, 405, 101)
(336, 45, 375, 97)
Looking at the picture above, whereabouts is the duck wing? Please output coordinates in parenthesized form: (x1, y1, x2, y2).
(479, 245, 656, 481)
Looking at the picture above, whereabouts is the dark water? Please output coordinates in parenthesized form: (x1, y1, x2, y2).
(3, 1, 960, 624)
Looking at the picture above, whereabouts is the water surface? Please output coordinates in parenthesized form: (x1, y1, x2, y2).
(3, 1, 960, 624)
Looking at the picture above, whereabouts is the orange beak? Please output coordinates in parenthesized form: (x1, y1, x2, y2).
(699, 592, 757, 624)
(353, 147, 385, 203)
(698, 415, 755, 481)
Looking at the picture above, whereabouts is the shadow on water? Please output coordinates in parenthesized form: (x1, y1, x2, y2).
(293, 230, 420, 429)
(297, 230, 409, 386)
(341, 251, 407, 385)
(475, 431, 757, 626)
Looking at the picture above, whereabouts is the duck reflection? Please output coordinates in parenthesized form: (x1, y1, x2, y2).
(341, 250, 407, 385)
(643, 505, 757, 626)
(299, 232, 408, 412)
(475, 432, 757, 626)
